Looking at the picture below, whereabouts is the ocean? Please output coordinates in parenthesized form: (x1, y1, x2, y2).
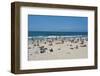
(28, 31, 88, 37)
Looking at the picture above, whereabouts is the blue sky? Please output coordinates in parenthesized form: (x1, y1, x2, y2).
(28, 15, 88, 32)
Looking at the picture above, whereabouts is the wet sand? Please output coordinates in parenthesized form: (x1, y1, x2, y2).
(28, 36, 88, 60)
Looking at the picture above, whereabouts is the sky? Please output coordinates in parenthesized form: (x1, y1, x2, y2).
(28, 15, 88, 32)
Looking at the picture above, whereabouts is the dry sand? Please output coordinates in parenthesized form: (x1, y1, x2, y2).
(28, 37, 88, 61)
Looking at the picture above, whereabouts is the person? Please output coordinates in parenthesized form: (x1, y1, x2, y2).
(50, 48, 53, 52)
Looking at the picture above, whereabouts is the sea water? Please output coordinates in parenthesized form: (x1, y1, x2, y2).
(28, 31, 87, 36)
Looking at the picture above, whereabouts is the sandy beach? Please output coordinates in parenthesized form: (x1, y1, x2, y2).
(28, 36, 88, 61)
